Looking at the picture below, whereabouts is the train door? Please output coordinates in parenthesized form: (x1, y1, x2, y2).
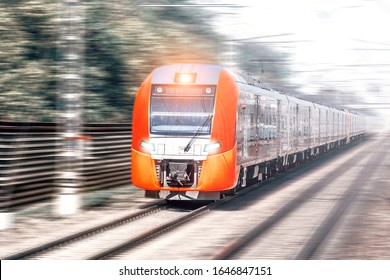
(326, 109, 329, 144)
(311, 105, 318, 146)
(256, 96, 260, 159)
(337, 112, 340, 141)
(289, 103, 298, 152)
(242, 93, 249, 159)
(294, 104, 299, 151)
(308, 106, 312, 147)
(332, 111, 335, 142)
(318, 108, 321, 145)
(346, 112, 351, 143)
(277, 100, 281, 155)
(236, 93, 244, 164)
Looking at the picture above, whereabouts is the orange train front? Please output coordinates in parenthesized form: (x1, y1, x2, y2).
(132, 64, 364, 200)
(132, 64, 240, 200)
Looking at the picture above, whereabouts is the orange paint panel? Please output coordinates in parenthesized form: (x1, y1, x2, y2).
(131, 148, 159, 190)
(211, 69, 239, 153)
(132, 74, 152, 151)
(197, 146, 237, 191)
(194, 69, 240, 192)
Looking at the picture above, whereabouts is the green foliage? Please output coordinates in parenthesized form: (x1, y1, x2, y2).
(0, 0, 58, 121)
(0, 0, 288, 122)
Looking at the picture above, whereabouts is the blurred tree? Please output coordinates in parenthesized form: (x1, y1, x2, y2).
(0, 0, 289, 122)
(0, 0, 58, 121)
(236, 42, 289, 83)
(83, 0, 130, 122)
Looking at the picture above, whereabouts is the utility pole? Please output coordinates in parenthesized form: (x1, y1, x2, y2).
(55, 0, 85, 215)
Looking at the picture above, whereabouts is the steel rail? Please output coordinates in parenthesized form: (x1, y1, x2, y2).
(211, 138, 371, 260)
(3, 202, 167, 260)
(295, 148, 386, 259)
(87, 199, 230, 259)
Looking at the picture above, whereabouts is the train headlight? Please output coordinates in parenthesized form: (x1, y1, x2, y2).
(204, 142, 221, 153)
(140, 140, 155, 152)
(174, 73, 197, 83)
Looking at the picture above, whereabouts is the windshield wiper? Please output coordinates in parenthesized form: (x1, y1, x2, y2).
(184, 114, 213, 152)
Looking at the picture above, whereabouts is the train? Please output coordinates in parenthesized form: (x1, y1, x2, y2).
(131, 64, 364, 200)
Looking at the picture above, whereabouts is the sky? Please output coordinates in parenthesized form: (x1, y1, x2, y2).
(200, 0, 390, 129)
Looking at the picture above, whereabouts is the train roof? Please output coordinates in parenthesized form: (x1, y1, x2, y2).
(227, 67, 358, 115)
(151, 64, 360, 116)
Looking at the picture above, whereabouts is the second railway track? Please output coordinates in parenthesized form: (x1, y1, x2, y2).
(211, 134, 387, 259)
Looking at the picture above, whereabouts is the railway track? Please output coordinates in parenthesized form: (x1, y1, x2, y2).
(88, 200, 220, 259)
(3, 202, 168, 259)
(211, 134, 385, 260)
(295, 147, 387, 259)
(108, 137, 373, 260)
(3, 165, 278, 259)
(4, 198, 232, 260)
(4, 135, 379, 260)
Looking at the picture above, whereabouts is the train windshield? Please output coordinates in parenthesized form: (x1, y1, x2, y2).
(150, 85, 216, 135)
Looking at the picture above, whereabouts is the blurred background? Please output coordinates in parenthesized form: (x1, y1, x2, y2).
(0, 0, 389, 211)
(0, 2, 389, 263)
(1, 0, 388, 126)
(0, 0, 390, 126)
(1, 0, 225, 123)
